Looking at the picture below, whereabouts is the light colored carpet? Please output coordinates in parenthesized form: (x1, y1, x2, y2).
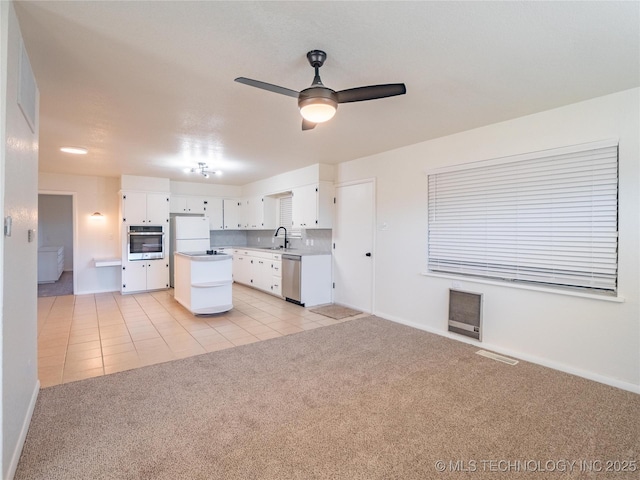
(16, 316, 640, 479)
(37, 271, 73, 297)
(310, 303, 361, 319)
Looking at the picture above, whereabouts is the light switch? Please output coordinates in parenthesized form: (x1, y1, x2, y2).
(4, 216, 11, 237)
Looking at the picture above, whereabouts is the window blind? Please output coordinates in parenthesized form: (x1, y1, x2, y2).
(279, 195, 293, 230)
(427, 141, 618, 293)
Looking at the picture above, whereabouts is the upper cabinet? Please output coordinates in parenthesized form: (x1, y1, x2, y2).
(223, 199, 241, 229)
(241, 196, 276, 230)
(291, 182, 334, 229)
(203, 197, 224, 230)
(122, 191, 170, 225)
(170, 195, 206, 214)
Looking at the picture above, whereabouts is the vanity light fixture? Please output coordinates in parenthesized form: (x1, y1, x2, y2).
(60, 146, 88, 155)
(91, 212, 104, 218)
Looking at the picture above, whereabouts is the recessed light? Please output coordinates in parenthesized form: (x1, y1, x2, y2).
(60, 146, 88, 154)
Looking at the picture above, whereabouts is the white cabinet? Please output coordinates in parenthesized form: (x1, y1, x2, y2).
(271, 253, 282, 296)
(252, 255, 272, 291)
(122, 191, 170, 225)
(291, 182, 334, 229)
(122, 259, 169, 293)
(232, 250, 252, 285)
(223, 199, 241, 229)
(203, 197, 224, 230)
(38, 246, 64, 283)
(232, 249, 283, 296)
(240, 196, 277, 230)
(170, 195, 206, 214)
(174, 253, 233, 314)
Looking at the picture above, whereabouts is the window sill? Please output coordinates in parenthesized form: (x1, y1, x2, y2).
(420, 271, 625, 303)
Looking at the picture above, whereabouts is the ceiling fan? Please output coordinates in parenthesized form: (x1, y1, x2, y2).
(235, 50, 406, 130)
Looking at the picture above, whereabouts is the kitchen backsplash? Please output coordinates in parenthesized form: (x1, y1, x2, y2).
(210, 230, 248, 248)
(211, 229, 332, 253)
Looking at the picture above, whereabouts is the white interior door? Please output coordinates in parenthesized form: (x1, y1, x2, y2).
(333, 180, 374, 313)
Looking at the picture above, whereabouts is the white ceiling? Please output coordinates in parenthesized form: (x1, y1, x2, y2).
(14, 1, 640, 186)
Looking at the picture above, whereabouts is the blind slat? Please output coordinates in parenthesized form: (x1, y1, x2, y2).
(427, 142, 619, 293)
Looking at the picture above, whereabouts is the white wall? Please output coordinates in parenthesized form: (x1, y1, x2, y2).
(242, 163, 335, 197)
(170, 180, 241, 198)
(1, 2, 40, 477)
(38, 194, 73, 270)
(39, 173, 122, 294)
(336, 88, 640, 392)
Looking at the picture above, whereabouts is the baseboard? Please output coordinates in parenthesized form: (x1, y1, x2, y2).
(6, 380, 40, 480)
(75, 288, 120, 295)
(374, 310, 640, 395)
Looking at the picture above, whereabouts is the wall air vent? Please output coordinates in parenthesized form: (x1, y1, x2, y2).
(448, 289, 482, 341)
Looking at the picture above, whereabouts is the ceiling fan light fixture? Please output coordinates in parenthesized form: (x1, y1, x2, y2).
(299, 97, 337, 123)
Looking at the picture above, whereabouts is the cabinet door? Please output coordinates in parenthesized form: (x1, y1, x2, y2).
(292, 185, 316, 228)
(270, 259, 282, 295)
(223, 199, 241, 229)
(169, 195, 188, 213)
(233, 254, 251, 284)
(146, 193, 170, 225)
(262, 196, 277, 229)
(122, 192, 148, 224)
(254, 257, 271, 291)
(240, 197, 260, 230)
(146, 260, 169, 290)
(170, 195, 205, 214)
(187, 197, 206, 214)
(271, 276, 282, 296)
(204, 198, 224, 230)
(122, 261, 148, 293)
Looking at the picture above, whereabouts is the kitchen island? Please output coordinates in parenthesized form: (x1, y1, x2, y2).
(174, 251, 233, 314)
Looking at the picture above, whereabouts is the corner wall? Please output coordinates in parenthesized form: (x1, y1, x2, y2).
(2, 2, 40, 477)
(336, 88, 640, 391)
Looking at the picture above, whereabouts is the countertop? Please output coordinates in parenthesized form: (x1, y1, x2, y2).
(232, 246, 331, 257)
(175, 251, 232, 261)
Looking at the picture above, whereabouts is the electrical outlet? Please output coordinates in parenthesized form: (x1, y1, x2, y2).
(310, 239, 314, 246)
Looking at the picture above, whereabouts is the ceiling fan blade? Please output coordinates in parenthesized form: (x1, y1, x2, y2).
(302, 118, 316, 131)
(336, 83, 406, 104)
(234, 77, 299, 98)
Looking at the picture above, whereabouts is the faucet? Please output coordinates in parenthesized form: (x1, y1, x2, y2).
(274, 226, 288, 249)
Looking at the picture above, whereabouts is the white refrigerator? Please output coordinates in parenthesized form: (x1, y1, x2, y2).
(170, 216, 211, 286)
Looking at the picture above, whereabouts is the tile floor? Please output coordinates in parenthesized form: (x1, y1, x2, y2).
(37, 284, 367, 387)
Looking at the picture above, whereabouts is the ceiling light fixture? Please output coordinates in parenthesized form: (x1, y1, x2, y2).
(188, 162, 221, 178)
(299, 96, 337, 123)
(60, 146, 88, 154)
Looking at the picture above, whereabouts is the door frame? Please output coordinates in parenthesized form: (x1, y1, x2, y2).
(333, 177, 376, 314)
(38, 190, 77, 295)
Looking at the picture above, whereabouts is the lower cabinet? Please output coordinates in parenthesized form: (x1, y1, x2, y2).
(38, 246, 64, 283)
(122, 259, 169, 293)
(232, 249, 282, 296)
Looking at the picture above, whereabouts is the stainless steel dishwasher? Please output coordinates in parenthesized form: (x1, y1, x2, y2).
(282, 254, 302, 305)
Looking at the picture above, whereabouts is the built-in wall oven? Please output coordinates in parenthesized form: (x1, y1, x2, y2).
(127, 225, 165, 261)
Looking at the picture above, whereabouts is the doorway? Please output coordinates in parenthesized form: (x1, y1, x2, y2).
(333, 180, 375, 313)
(37, 193, 74, 296)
